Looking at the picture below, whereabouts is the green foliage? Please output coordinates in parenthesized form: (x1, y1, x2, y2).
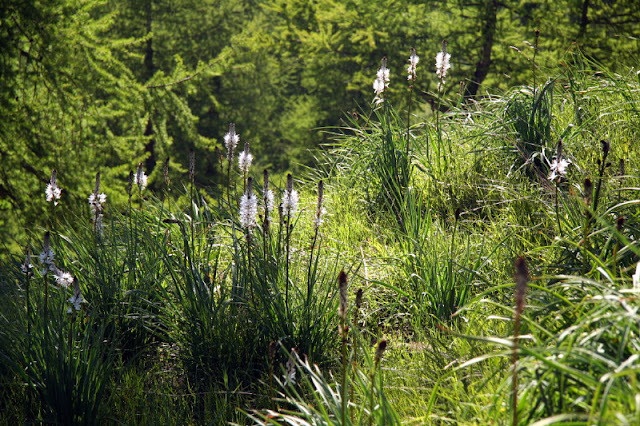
(1, 1, 640, 424)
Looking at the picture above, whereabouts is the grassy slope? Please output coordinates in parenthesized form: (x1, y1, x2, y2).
(1, 54, 640, 425)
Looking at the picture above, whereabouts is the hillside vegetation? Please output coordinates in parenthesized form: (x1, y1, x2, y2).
(1, 1, 640, 424)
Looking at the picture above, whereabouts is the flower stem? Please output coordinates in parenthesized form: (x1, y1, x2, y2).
(285, 215, 291, 323)
(555, 183, 562, 237)
(341, 321, 348, 426)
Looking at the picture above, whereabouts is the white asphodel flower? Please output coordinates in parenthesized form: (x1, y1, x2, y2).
(88, 193, 107, 216)
(39, 233, 56, 275)
(313, 207, 327, 228)
(373, 57, 390, 105)
(45, 170, 62, 205)
(67, 285, 85, 314)
(282, 188, 299, 217)
(239, 191, 258, 229)
(281, 174, 299, 217)
(435, 40, 451, 82)
(134, 163, 148, 191)
(283, 352, 297, 386)
(407, 48, 419, 81)
(313, 180, 326, 229)
(89, 173, 106, 234)
(55, 269, 74, 288)
(633, 262, 640, 290)
(238, 143, 253, 174)
(224, 123, 240, 160)
(263, 188, 275, 218)
(22, 251, 34, 277)
(548, 158, 571, 181)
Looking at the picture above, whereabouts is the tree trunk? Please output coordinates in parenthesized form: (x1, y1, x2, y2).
(578, 0, 590, 40)
(464, 0, 498, 99)
(143, 0, 156, 174)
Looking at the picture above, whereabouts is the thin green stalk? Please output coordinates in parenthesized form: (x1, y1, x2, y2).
(338, 271, 349, 426)
(612, 217, 624, 277)
(50, 202, 56, 235)
(277, 205, 284, 266)
(306, 180, 324, 317)
(511, 318, 521, 426)
(42, 271, 49, 332)
(242, 171, 247, 194)
(370, 340, 387, 426)
(369, 371, 375, 426)
(407, 84, 414, 158)
(246, 230, 255, 307)
(25, 256, 32, 353)
(262, 170, 271, 262)
(582, 178, 593, 272)
(555, 183, 562, 237)
(226, 159, 232, 208)
(262, 220, 270, 264)
(341, 331, 348, 426)
(284, 174, 295, 323)
(190, 178, 195, 259)
(449, 209, 459, 278)
(68, 311, 75, 356)
(350, 289, 363, 423)
(592, 140, 610, 216)
(285, 216, 291, 321)
(407, 47, 417, 148)
(306, 227, 319, 312)
(268, 341, 276, 410)
(533, 29, 539, 95)
(435, 84, 443, 173)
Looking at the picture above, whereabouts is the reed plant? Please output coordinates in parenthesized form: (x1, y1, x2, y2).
(230, 176, 341, 366)
(0, 255, 115, 425)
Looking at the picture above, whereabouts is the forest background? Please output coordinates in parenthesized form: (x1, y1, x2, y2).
(1, 0, 639, 253)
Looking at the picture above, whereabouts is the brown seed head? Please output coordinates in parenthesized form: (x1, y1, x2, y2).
(355, 288, 363, 310)
(555, 140, 563, 161)
(263, 169, 270, 192)
(317, 180, 324, 211)
(127, 171, 134, 196)
(286, 173, 293, 193)
(338, 270, 348, 322)
(375, 339, 388, 366)
(514, 256, 529, 315)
